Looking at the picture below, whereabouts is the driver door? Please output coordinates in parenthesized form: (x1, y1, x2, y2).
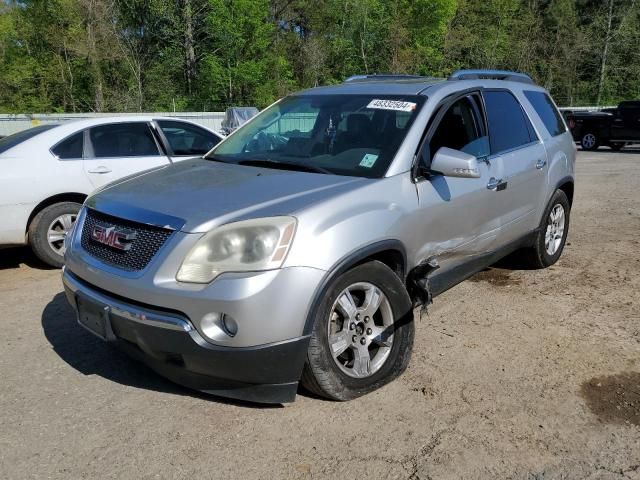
(412, 92, 503, 288)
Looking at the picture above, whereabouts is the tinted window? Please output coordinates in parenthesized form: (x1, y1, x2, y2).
(89, 123, 160, 158)
(619, 101, 640, 110)
(429, 95, 489, 159)
(484, 91, 535, 154)
(157, 120, 220, 155)
(52, 132, 83, 159)
(0, 125, 58, 155)
(524, 91, 566, 137)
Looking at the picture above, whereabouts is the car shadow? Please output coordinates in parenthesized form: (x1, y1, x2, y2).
(580, 146, 640, 154)
(491, 251, 540, 271)
(41, 292, 283, 409)
(0, 246, 55, 270)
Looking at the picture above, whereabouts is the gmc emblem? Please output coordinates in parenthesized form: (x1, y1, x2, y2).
(90, 224, 136, 251)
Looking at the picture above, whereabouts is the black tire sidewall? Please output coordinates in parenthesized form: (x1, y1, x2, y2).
(306, 261, 414, 400)
(535, 190, 570, 267)
(28, 202, 81, 268)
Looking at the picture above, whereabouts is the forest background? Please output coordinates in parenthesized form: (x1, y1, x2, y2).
(1, 0, 638, 113)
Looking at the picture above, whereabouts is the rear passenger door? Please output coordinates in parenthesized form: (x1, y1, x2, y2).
(483, 89, 547, 245)
(83, 122, 170, 189)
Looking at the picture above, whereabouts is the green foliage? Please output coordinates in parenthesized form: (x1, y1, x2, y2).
(0, 0, 638, 112)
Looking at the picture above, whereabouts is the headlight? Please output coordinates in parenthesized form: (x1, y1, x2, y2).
(176, 216, 297, 283)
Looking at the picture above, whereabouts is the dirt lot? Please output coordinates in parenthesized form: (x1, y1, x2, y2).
(1, 150, 639, 479)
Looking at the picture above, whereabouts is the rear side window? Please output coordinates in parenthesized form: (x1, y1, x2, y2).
(484, 90, 536, 154)
(89, 123, 160, 158)
(157, 120, 220, 155)
(0, 125, 58, 155)
(52, 132, 83, 159)
(524, 91, 566, 137)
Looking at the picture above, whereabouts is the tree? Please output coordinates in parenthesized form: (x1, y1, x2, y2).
(0, 0, 639, 112)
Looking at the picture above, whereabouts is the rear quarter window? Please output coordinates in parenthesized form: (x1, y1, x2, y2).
(51, 132, 84, 159)
(524, 91, 567, 137)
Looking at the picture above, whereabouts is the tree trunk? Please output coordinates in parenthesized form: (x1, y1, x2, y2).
(182, 0, 196, 95)
(86, 1, 104, 112)
(597, 0, 614, 106)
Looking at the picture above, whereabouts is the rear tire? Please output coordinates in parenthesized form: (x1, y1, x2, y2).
(610, 142, 625, 151)
(28, 202, 81, 268)
(301, 261, 414, 401)
(580, 132, 599, 151)
(522, 190, 570, 269)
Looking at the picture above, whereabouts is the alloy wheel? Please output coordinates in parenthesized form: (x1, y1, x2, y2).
(47, 213, 77, 255)
(545, 204, 565, 255)
(582, 133, 596, 149)
(327, 282, 394, 378)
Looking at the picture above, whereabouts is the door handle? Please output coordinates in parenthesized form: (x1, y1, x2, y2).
(487, 177, 507, 191)
(535, 158, 547, 169)
(88, 166, 112, 174)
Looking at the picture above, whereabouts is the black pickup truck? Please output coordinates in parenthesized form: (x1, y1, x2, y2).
(567, 100, 640, 151)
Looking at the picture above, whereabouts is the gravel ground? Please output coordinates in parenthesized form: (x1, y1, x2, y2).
(0, 150, 639, 480)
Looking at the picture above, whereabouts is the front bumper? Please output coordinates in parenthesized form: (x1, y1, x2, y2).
(65, 221, 325, 348)
(62, 269, 310, 403)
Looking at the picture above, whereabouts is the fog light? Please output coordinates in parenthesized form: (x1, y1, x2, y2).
(222, 315, 237, 337)
(200, 312, 237, 340)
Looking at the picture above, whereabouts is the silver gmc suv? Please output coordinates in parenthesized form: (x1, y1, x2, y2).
(62, 70, 576, 403)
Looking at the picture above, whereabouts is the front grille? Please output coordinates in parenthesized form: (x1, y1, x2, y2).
(81, 208, 173, 271)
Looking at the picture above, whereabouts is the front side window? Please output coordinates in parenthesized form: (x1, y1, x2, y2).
(428, 95, 489, 160)
(157, 120, 220, 156)
(89, 123, 160, 158)
(523, 91, 566, 137)
(208, 94, 426, 178)
(52, 132, 83, 159)
(484, 90, 536, 154)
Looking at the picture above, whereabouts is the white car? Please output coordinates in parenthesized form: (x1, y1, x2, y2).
(0, 116, 223, 267)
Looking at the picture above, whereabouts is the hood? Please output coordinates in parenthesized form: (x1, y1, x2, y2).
(87, 158, 367, 232)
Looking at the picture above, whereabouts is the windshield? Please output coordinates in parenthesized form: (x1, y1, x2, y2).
(0, 125, 58, 155)
(208, 94, 425, 178)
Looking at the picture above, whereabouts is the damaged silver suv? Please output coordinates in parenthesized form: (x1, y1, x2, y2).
(62, 70, 575, 403)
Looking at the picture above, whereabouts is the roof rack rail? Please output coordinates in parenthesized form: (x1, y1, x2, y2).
(448, 69, 535, 85)
(344, 74, 429, 83)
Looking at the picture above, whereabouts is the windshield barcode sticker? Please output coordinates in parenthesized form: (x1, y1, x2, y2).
(366, 99, 417, 112)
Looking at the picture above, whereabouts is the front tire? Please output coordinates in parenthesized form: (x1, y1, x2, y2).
(301, 261, 414, 401)
(523, 190, 570, 269)
(581, 132, 599, 151)
(28, 202, 81, 268)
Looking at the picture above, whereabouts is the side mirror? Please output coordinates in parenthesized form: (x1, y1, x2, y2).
(430, 147, 481, 178)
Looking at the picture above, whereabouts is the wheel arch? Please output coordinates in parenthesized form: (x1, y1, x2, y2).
(26, 192, 87, 234)
(302, 240, 408, 335)
(556, 178, 574, 207)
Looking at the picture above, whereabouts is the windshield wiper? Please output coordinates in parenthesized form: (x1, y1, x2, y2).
(238, 159, 333, 175)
